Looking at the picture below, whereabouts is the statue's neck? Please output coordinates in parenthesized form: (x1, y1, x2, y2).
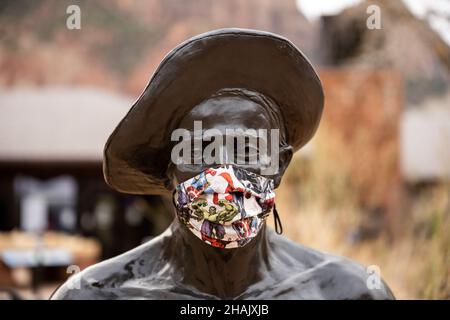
(166, 219, 271, 298)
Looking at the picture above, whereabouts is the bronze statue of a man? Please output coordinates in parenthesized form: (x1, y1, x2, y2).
(51, 28, 395, 300)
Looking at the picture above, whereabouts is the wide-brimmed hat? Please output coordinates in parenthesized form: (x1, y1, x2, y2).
(103, 28, 324, 195)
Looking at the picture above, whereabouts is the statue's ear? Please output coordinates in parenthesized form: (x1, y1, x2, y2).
(273, 145, 293, 188)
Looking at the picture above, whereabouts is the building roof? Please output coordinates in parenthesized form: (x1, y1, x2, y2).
(0, 87, 132, 162)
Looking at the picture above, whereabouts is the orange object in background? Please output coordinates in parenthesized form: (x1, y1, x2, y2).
(319, 69, 404, 236)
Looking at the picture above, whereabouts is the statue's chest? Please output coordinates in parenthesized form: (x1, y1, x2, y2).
(120, 281, 325, 300)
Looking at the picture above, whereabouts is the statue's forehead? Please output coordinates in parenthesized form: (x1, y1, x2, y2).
(179, 96, 272, 130)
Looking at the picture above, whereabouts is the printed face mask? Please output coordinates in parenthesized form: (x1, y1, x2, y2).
(173, 165, 276, 249)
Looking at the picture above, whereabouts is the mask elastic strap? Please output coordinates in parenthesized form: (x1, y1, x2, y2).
(273, 204, 283, 235)
(172, 189, 177, 208)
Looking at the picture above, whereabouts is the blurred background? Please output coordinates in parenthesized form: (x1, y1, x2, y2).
(0, 0, 449, 299)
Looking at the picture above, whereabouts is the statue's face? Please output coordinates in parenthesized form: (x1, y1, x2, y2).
(168, 96, 292, 187)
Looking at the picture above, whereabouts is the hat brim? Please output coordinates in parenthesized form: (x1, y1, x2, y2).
(103, 28, 324, 195)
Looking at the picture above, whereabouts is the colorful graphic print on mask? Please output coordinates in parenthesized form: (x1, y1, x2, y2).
(174, 165, 275, 249)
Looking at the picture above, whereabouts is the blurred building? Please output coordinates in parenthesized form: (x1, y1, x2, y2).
(319, 2, 450, 177)
(314, 0, 450, 235)
(0, 87, 171, 259)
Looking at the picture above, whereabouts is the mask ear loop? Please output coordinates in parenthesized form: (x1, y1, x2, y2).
(172, 189, 177, 208)
(273, 204, 283, 235)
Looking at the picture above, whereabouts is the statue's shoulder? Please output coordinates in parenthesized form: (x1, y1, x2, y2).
(268, 231, 395, 300)
(50, 231, 169, 300)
